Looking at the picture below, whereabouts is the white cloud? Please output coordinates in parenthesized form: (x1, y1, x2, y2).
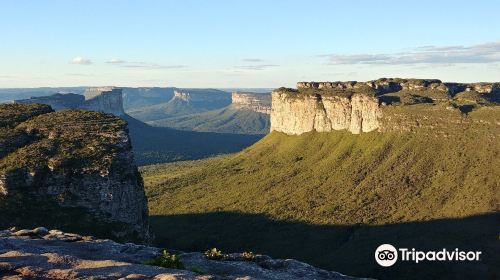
(106, 58, 126, 64)
(69, 56, 92, 65)
(324, 41, 500, 65)
(121, 62, 186, 70)
(106, 60, 186, 70)
(234, 64, 278, 71)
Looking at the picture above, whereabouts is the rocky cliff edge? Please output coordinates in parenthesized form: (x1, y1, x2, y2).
(271, 78, 499, 135)
(0, 227, 361, 280)
(0, 104, 149, 242)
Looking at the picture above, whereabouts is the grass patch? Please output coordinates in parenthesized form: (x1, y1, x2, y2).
(142, 106, 499, 279)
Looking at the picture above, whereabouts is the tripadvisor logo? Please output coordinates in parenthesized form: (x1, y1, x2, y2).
(375, 244, 398, 267)
(375, 244, 482, 267)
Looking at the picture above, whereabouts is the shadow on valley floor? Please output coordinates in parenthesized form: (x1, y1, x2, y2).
(123, 115, 263, 165)
(150, 212, 499, 280)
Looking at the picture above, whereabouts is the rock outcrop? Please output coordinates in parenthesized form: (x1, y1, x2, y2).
(0, 227, 358, 280)
(14, 87, 125, 116)
(172, 90, 190, 102)
(271, 90, 380, 135)
(231, 92, 272, 114)
(0, 104, 149, 242)
(272, 78, 500, 135)
(296, 78, 500, 95)
(171, 89, 232, 108)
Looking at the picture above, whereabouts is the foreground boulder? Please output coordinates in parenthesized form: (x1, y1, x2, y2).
(0, 104, 149, 242)
(0, 228, 359, 280)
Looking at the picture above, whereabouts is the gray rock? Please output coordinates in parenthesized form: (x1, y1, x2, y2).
(33, 227, 49, 235)
(13, 229, 35, 236)
(0, 228, 363, 280)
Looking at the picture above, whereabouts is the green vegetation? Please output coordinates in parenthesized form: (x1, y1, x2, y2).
(0, 104, 144, 242)
(124, 115, 263, 165)
(0, 103, 53, 128)
(144, 249, 184, 269)
(127, 98, 203, 122)
(204, 248, 224, 260)
(242, 251, 256, 261)
(142, 105, 499, 279)
(126, 89, 231, 122)
(0, 108, 127, 173)
(379, 90, 446, 105)
(148, 105, 270, 135)
(277, 85, 377, 100)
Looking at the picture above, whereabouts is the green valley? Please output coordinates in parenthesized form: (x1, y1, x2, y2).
(141, 105, 500, 279)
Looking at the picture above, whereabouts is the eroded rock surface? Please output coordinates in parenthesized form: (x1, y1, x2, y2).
(296, 78, 500, 95)
(0, 228, 360, 280)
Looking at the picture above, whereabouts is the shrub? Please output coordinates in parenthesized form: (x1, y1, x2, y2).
(204, 248, 224, 260)
(144, 249, 184, 269)
(242, 251, 256, 261)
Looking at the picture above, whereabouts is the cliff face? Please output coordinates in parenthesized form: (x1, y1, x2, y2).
(172, 90, 190, 102)
(272, 78, 499, 135)
(0, 104, 149, 242)
(232, 92, 271, 114)
(271, 91, 380, 134)
(14, 87, 125, 116)
(82, 87, 125, 115)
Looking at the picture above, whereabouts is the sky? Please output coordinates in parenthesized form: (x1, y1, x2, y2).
(1, 0, 500, 88)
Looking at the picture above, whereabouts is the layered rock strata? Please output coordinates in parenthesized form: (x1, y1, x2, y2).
(271, 91, 380, 135)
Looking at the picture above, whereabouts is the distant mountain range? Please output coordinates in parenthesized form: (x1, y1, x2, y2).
(1, 87, 267, 165)
(0, 87, 272, 135)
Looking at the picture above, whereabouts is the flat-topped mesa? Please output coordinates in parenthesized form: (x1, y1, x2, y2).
(82, 87, 125, 116)
(272, 78, 500, 135)
(14, 93, 85, 111)
(169, 89, 232, 110)
(172, 89, 231, 103)
(231, 92, 272, 114)
(271, 88, 380, 135)
(14, 87, 126, 116)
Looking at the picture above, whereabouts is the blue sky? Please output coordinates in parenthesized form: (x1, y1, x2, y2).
(1, 0, 499, 87)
